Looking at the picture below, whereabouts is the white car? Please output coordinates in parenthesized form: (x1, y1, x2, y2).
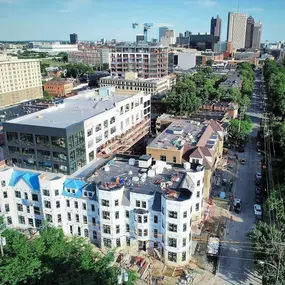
(254, 204, 262, 216)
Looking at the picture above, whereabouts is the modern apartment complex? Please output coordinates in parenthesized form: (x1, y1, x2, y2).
(68, 49, 110, 66)
(3, 87, 151, 175)
(0, 56, 43, 107)
(252, 22, 262, 50)
(99, 73, 176, 95)
(0, 154, 204, 265)
(227, 12, 247, 51)
(147, 116, 224, 199)
(109, 44, 168, 78)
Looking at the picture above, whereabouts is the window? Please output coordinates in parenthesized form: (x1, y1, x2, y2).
(115, 199, 119, 206)
(43, 189, 50, 196)
(126, 224, 130, 232)
(84, 229, 89, 237)
(183, 223, 187, 232)
(103, 225, 111, 234)
(169, 211, 178, 219)
(190, 206, 192, 214)
(78, 227, 81, 236)
(168, 223, 177, 232)
(67, 212, 71, 221)
(75, 214, 80, 223)
(154, 215, 158, 223)
(162, 207, 164, 214)
(93, 230, 97, 239)
(173, 156, 177, 163)
(83, 215, 87, 224)
(44, 201, 51, 209)
(115, 211, 119, 219)
(182, 252, 186, 261)
(183, 211, 187, 218)
(7, 216, 12, 225)
(197, 180, 200, 186)
(144, 229, 148, 236)
(137, 215, 142, 223)
(57, 214, 62, 223)
(102, 199, 109, 207)
(66, 200, 70, 207)
(32, 194, 38, 201)
(1, 180, 6, 187)
(154, 229, 158, 238)
(17, 203, 23, 212)
(24, 192, 28, 199)
(138, 229, 142, 236)
(144, 215, 148, 223)
(183, 238, 186, 247)
(126, 237, 130, 246)
(168, 238, 177, 248)
(92, 217, 96, 225)
(3, 191, 7, 198)
(160, 155, 166, 161)
(136, 200, 140, 207)
(70, 226, 73, 234)
(195, 203, 200, 211)
(91, 204, 95, 212)
(116, 225, 120, 234)
(102, 211, 110, 220)
(2, 202, 9, 212)
(15, 190, 21, 198)
(35, 219, 42, 228)
(197, 191, 200, 198)
(18, 215, 25, 224)
(87, 128, 93, 137)
(55, 189, 59, 196)
(82, 202, 86, 210)
(162, 220, 164, 228)
(74, 201, 78, 208)
(168, 252, 177, 262)
(116, 238, 121, 247)
(125, 210, 129, 218)
(56, 201, 60, 208)
(142, 201, 147, 208)
(34, 206, 40, 215)
(27, 206, 30, 213)
(46, 214, 53, 223)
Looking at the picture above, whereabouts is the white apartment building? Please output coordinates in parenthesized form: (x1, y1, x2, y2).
(0, 56, 43, 107)
(0, 154, 205, 265)
(3, 87, 151, 175)
(30, 42, 78, 55)
(227, 12, 247, 51)
(99, 73, 176, 95)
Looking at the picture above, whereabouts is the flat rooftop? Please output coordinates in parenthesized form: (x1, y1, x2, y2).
(6, 89, 140, 129)
(90, 155, 201, 202)
(148, 120, 205, 150)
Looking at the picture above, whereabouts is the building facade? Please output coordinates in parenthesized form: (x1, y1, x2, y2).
(190, 34, 220, 51)
(245, 16, 255, 49)
(110, 44, 168, 78)
(43, 79, 74, 97)
(0, 57, 43, 107)
(227, 12, 247, 51)
(3, 88, 151, 175)
(210, 15, 222, 38)
(252, 22, 262, 50)
(136, 34, 145, 43)
(68, 49, 110, 66)
(159, 27, 169, 41)
(99, 74, 176, 95)
(0, 154, 204, 266)
(70, 33, 78, 44)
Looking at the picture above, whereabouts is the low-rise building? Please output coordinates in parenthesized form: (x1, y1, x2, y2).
(3, 87, 151, 175)
(219, 72, 242, 89)
(99, 73, 176, 95)
(43, 79, 74, 97)
(0, 154, 204, 265)
(147, 116, 224, 199)
(30, 42, 78, 55)
(200, 101, 238, 119)
(68, 49, 110, 66)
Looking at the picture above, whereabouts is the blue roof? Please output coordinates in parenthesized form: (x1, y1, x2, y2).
(62, 178, 86, 198)
(9, 170, 40, 191)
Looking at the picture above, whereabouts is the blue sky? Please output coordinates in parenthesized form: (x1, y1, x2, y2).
(0, 0, 284, 42)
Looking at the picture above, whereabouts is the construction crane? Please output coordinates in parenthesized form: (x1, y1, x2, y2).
(132, 23, 173, 43)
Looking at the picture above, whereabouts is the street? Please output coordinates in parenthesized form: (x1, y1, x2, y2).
(216, 72, 263, 285)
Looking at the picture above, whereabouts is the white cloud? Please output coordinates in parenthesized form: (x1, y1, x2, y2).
(59, 0, 92, 13)
(187, 0, 218, 7)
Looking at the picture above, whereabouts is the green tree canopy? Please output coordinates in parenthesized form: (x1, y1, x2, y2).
(228, 118, 253, 143)
(64, 63, 93, 78)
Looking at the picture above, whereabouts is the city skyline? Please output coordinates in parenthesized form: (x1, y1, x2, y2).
(0, 0, 282, 42)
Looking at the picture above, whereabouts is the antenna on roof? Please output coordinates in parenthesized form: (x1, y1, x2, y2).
(237, 0, 240, 12)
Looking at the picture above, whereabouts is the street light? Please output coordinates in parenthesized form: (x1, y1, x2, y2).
(257, 260, 279, 285)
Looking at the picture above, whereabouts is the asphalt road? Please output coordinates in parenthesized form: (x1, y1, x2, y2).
(215, 71, 263, 285)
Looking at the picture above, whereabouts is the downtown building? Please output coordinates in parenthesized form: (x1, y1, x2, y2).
(68, 49, 110, 66)
(210, 15, 222, 38)
(3, 87, 151, 175)
(0, 56, 43, 108)
(109, 44, 168, 78)
(0, 153, 205, 266)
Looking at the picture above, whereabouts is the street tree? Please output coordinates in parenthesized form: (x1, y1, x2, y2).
(228, 118, 253, 143)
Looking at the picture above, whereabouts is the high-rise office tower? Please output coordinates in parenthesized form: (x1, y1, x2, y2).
(245, 16, 255, 48)
(70, 33, 78, 44)
(210, 15, 222, 38)
(252, 21, 262, 49)
(159, 26, 168, 41)
(227, 12, 247, 51)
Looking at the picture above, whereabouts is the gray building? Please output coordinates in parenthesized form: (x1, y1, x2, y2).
(159, 26, 168, 41)
(210, 15, 222, 38)
(136, 34, 145, 43)
(190, 34, 219, 50)
(245, 16, 255, 49)
(70, 33, 78, 44)
(252, 22, 262, 50)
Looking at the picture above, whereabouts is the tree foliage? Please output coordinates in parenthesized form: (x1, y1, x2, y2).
(0, 226, 136, 285)
(64, 63, 93, 78)
(228, 118, 253, 143)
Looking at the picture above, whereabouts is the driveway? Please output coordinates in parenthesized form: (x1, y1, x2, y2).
(215, 71, 263, 285)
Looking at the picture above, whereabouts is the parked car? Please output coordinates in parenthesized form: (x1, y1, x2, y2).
(255, 194, 263, 204)
(255, 173, 262, 180)
(255, 179, 261, 186)
(255, 187, 262, 195)
(234, 198, 242, 213)
(254, 204, 262, 217)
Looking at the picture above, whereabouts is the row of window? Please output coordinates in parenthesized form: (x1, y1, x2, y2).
(102, 199, 148, 209)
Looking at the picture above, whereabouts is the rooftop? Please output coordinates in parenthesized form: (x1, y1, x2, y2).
(5, 89, 141, 129)
(100, 75, 174, 84)
(90, 155, 203, 202)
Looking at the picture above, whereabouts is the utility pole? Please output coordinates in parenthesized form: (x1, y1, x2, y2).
(276, 246, 284, 285)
